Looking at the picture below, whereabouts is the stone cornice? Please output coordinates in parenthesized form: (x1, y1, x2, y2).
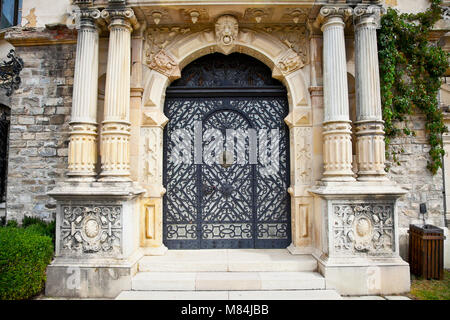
(3, 25, 78, 47)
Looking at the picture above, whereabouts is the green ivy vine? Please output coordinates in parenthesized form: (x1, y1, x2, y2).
(378, 0, 449, 174)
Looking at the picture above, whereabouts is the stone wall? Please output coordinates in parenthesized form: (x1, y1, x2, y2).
(386, 114, 447, 259)
(6, 44, 75, 222)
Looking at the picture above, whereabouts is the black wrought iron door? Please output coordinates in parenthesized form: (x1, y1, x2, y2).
(163, 53, 290, 249)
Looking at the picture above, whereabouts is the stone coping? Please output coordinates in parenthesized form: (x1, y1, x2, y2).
(309, 181, 408, 198)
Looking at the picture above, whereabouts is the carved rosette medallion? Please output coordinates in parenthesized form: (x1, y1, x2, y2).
(60, 204, 122, 255)
(215, 15, 238, 54)
(332, 202, 395, 255)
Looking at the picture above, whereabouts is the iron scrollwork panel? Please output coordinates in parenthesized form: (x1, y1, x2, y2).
(200, 109, 255, 248)
(163, 96, 291, 249)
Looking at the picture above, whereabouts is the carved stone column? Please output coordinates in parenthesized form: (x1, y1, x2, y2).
(320, 6, 355, 181)
(99, 7, 139, 181)
(67, 6, 100, 180)
(354, 5, 387, 181)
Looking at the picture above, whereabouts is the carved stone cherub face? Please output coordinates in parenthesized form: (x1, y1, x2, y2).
(215, 15, 238, 54)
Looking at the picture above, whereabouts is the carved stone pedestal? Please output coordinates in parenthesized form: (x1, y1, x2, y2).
(309, 182, 411, 295)
(46, 182, 145, 298)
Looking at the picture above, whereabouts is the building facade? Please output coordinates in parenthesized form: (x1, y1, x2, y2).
(0, 0, 449, 298)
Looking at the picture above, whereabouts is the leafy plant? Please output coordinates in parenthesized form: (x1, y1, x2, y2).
(22, 216, 56, 244)
(378, 0, 449, 174)
(0, 226, 54, 300)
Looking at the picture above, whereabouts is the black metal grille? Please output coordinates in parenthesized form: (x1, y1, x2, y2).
(163, 53, 290, 249)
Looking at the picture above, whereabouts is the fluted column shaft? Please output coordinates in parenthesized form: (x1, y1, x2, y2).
(100, 12, 134, 181)
(320, 7, 355, 181)
(354, 6, 387, 181)
(67, 10, 100, 180)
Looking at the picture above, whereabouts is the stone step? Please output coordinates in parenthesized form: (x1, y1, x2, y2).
(138, 249, 317, 272)
(132, 271, 326, 291)
(116, 290, 342, 300)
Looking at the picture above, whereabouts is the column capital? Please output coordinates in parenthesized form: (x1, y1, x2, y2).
(101, 6, 140, 31)
(353, 5, 386, 29)
(315, 6, 353, 31)
(71, 6, 105, 31)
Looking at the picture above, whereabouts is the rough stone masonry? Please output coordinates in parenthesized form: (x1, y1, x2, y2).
(6, 43, 75, 222)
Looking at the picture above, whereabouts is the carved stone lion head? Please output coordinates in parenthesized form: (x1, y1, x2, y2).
(215, 15, 238, 54)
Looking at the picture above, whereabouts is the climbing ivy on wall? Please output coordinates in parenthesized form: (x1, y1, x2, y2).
(378, 0, 449, 174)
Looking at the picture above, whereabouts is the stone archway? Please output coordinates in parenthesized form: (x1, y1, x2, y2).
(138, 17, 314, 255)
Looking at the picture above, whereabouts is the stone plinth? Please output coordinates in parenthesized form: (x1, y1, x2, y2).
(309, 181, 410, 295)
(46, 182, 145, 298)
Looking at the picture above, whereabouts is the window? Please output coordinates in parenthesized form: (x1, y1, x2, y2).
(0, 0, 22, 29)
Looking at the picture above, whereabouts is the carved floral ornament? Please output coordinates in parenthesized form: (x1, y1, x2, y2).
(333, 203, 395, 255)
(60, 205, 122, 255)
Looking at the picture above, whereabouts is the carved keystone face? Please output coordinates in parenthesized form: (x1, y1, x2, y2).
(215, 15, 238, 54)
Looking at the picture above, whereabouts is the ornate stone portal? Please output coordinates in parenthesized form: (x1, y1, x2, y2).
(46, 0, 410, 297)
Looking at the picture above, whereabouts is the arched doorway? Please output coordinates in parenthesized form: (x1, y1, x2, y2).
(163, 53, 291, 249)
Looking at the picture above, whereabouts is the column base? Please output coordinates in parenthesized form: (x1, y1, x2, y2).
(66, 174, 97, 182)
(357, 174, 388, 182)
(322, 175, 356, 182)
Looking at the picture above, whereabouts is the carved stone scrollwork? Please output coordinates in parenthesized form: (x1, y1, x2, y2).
(147, 50, 181, 80)
(276, 48, 303, 75)
(215, 15, 239, 54)
(144, 27, 189, 78)
(333, 202, 395, 255)
(256, 25, 309, 68)
(60, 204, 122, 255)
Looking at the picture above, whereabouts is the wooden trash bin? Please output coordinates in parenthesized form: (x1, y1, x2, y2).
(408, 224, 445, 280)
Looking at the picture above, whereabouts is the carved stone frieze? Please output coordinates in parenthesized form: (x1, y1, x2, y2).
(60, 204, 122, 255)
(281, 8, 309, 24)
(255, 24, 309, 66)
(215, 15, 239, 54)
(243, 8, 273, 24)
(141, 127, 163, 186)
(181, 8, 209, 24)
(332, 201, 395, 255)
(291, 127, 312, 185)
